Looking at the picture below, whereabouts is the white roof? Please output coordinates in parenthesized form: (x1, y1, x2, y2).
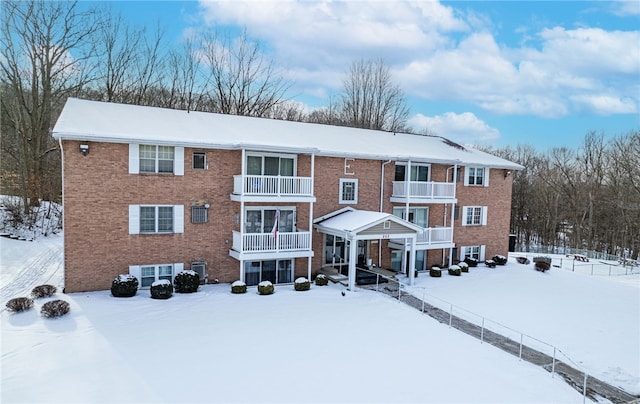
(313, 208, 423, 239)
(52, 98, 523, 169)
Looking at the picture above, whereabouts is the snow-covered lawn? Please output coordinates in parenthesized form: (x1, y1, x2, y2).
(1, 236, 638, 402)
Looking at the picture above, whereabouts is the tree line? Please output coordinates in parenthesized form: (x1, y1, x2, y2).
(1, 0, 637, 258)
(484, 131, 640, 260)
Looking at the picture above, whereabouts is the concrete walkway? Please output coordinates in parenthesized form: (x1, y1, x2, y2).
(364, 282, 638, 404)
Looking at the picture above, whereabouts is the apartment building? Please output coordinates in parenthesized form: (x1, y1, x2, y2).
(52, 98, 522, 293)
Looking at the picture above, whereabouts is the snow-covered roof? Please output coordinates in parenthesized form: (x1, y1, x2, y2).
(313, 207, 423, 239)
(52, 98, 523, 169)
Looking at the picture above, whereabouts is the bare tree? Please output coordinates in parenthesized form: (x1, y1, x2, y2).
(0, 0, 98, 211)
(199, 29, 293, 117)
(339, 58, 409, 132)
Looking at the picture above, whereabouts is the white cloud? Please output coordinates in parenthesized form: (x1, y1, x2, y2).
(194, 0, 639, 118)
(610, 0, 640, 16)
(408, 112, 500, 144)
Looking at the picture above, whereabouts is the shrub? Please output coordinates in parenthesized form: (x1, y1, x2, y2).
(448, 265, 461, 276)
(231, 280, 247, 294)
(458, 262, 469, 272)
(258, 281, 274, 295)
(516, 256, 530, 265)
(429, 267, 442, 277)
(174, 270, 200, 293)
(314, 274, 329, 286)
(294, 277, 311, 291)
(6, 297, 34, 312)
(533, 257, 551, 272)
(485, 259, 497, 268)
(493, 255, 508, 265)
(41, 299, 70, 318)
(464, 257, 478, 267)
(533, 256, 552, 265)
(31, 284, 56, 299)
(111, 274, 139, 297)
(150, 280, 173, 299)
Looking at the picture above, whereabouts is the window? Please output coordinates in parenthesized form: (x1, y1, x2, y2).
(193, 152, 206, 169)
(140, 265, 173, 288)
(339, 178, 358, 204)
(246, 154, 295, 176)
(395, 163, 430, 182)
(461, 245, 485, 261)
(140, 145, 175, 174)
(191, 206, 208, 224)
(129, 205, 184, 234)
(244, 208, 295, 234)
(465, 167, 489, 186)
(243, 260, 293, 286)
(462, 206, 487, 226)
(393, 207, 428, 228)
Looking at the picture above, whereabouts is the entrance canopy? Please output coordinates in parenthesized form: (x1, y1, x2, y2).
(314, 208, 422, 290)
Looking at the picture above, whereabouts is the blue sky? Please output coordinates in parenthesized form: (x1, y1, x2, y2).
(89, 0, 639, 150)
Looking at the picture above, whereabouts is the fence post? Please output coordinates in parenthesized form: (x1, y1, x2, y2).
(376, 274, 379, 292)
(422, 289, 425, 313)
(583, 372, 588, 403)
(481, 318, 485, 343)
(449, 304, 453, 328)
(519, 334, 523, 360)
(552, 347, 556, 377)
(572, 260, 575, 272)
(609, 265, 611, 276)
(398, 281, 401, 300)
(591, 265, 594, 275)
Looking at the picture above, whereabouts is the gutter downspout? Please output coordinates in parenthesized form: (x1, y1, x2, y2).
(308, 153, 315, 281)
(379, 160, 392, 267)
(448, 164, 458, 266)
(57, 137, 65, 293)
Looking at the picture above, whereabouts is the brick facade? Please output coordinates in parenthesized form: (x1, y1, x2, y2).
(61, 139, 514, 293)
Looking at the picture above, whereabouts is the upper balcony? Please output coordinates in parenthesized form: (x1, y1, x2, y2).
(388, 226, 454, 250)
(231, 175, 316, 203)
(229, 230, 314, 261)
(390, 181, 456, 204)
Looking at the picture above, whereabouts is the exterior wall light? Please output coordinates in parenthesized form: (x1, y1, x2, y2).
(79, 144, 90, 155)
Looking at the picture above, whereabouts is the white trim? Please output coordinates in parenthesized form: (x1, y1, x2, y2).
(174, 146, 184, 176)
(129, 265, 141, 288)
(174, 204, 184, 233)
(484, 168, 490, 187)
(129, 144, 139, 174)
(173, 262, 184, 276)
(339, 178, 358, 204)
(129, 205, 140, 234)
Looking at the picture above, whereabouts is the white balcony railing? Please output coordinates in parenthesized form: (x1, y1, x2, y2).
(392, 181, 455, 199)
(233, 175, 313, 197)
(232, 230, 311, 253)
(391, 227, 453, 246)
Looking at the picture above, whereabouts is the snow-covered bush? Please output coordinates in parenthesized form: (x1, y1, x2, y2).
(150, 280, 173, 299)
(40, 300, 70, 318)
(458, 261, 469, 272)
(533, 257, 551, 272)
(257, 281, 274, 295)
(429, 267, 442, 277)
(314, 274, 328, 286)
(31, 284, 56, 299)
(174, 270, 199, 293)
(493, 255, 508, 265)
(448, 265, 461, 276)
(111, 274, 139, 297)
(6, 297, 34, 312)
(231, 280, 247, 294)
(464, 257, 478, 267)
(294, 277, 310, 291)
(485, 259, 496, 268)
(516, 256, 530, 265)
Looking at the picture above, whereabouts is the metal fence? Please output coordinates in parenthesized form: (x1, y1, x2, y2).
(514, 244, 633, 263)
(356, 268, 635, 403)
(512, 253, 640, 277)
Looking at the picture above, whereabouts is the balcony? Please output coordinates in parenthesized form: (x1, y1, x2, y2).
(390, 181, 456, 203)
(231, 175, 315, 202)
(388, 227, 454, 250)
(229, 230, 314, 260)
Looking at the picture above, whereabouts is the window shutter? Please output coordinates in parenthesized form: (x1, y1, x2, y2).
(481, 207, 488, 225)
(461, 207, 469, 226)
(484, 168, 490, 187)
(129, 205, 140, 234)
(129, 144, 139, 174)
(174, 205, 184, 233)
(174, 147, 184, 176)
(460, 247, 468, 260)
(480, 245, 486, 261)
(173, 262, 184, 277)
(463, 167, 469, 186)
(129, 265, 141, 288)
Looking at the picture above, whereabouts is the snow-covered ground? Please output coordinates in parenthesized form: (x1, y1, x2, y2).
(1, 236, 639, 403)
